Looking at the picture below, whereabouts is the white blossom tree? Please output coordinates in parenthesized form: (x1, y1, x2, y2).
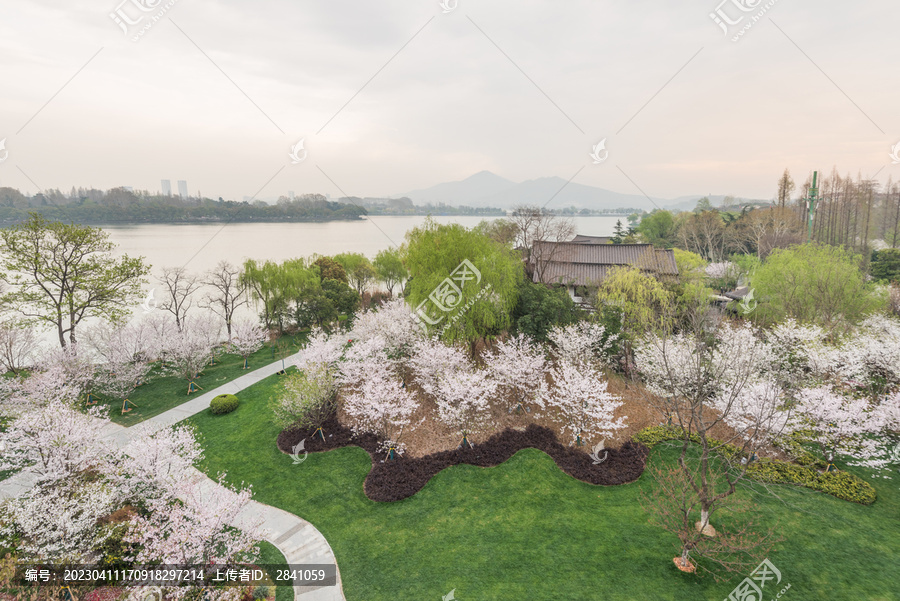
(343, 369, 418, 457)
(0, 403, 113, 484)
(161, 313, 222, 384)
(434, 365, 496, 449)
(295, 327, 345, 373)
(273, 365, 337, 436)
(485, 333, 546, 415)
(543, 360, 625, 446)
(635, 316, 789, 535)
(229, 318, 268, 369)
(547, 321, 617, 369)
(350, 297, 422, 358)
(408, 338, 468, 399)
(789, 386, 900, 470)
(0, 319, 39, 375)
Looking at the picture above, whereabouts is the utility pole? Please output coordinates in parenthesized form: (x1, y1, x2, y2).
(806, 170, 818, 243)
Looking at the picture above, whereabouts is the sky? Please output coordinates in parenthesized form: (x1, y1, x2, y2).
(0, 0, 898, 204)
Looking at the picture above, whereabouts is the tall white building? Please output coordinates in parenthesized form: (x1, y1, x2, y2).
(177, 180, 188, 198)
(161, 179, 172, 196)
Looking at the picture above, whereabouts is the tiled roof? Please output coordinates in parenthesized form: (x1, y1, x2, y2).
(531, 242, 678, 286)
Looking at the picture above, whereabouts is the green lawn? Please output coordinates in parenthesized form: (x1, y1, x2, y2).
(185, 373, 900, 601)
(257, 541, 295, 601)
(98, 335, 306, 426)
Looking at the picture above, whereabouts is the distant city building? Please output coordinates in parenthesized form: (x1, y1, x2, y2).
(177, 180, 188, 198)
(243, 196, 252, 202)
(289, 191, 295, 200)
(123, 186, 133, 192)
(161, 179, 172, 196)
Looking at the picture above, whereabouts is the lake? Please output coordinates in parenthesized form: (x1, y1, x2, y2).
(104, 215, 624, 274)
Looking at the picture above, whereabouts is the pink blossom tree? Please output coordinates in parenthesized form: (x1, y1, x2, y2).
(543, 360, 625, 446)
(343, 370, 418, 457)
(408, 338, 468, 399)
(0, 403, 113, 484)
(350, 297, 423, 358)
(229, 318, 269, 369)
(123, 474, 263, 566)
(161, 313, 222, 385)
(484, 333, 546, 415)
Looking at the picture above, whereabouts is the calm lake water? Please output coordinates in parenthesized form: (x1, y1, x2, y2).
(104, 215, 623, 274)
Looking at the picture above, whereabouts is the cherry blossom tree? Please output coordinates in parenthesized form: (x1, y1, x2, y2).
(543, 360, 625, 446)
(789, 386, 900, 470)
(350, 297, 422, 358)
(294, 327, 345, 373)
(0, 403, 113, 484)
(635, 316, 789, 535)
(433, 365, 496, 449)
(484, 333, 546, 415)
(547, 321, 617, 369)
(408, 338, 468, 399)
(831, 315, 900, 399)
(123, 474, 263, 566)
(0, 319, 39, 375)
(764, 318, 835, 388)
(161, 313, 222, 382)
(0, 477, 120, 562)
(343, 369, 417, 457)
(229, 318, 268, 369)
(114, 423, 204, 500)
(0, 345, 94, 418)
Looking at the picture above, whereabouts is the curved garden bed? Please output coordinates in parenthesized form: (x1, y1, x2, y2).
(277, 413, 650, 502)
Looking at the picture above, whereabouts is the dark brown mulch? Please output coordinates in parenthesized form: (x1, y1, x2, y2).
(277, 413, 650, 502)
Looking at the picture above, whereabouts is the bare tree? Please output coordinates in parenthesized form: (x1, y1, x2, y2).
(158, 267, 200, 332)
(642, 461, 780, 578)
(776, 168, 795, 209)
(201, 260, 249, 340)
(509, 205, 576, 283)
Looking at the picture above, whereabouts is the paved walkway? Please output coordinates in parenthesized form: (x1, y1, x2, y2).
(0, 353, 346, 601)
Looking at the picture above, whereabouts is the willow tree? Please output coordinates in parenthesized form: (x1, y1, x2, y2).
(595, 264, 673, 375)
(405, 219, 522, 345)
(0, 214, 150, 348)
(241, 258, 318, 331)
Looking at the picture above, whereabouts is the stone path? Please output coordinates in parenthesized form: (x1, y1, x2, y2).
(0, 353, 346, 601)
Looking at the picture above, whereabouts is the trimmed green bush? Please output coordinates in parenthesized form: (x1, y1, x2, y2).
(633, 425, 876, 505)
(252, 585, 271, 600)
(210, 393, 239, 415)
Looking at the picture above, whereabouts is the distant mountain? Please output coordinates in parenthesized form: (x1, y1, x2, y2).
(399, 171, 517, 206)
(399, 171, 664, 211)
(397, 171, 769, 212)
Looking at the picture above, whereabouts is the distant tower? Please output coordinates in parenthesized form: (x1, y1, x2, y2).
(177, 180, 188, 198)
(161, 179, 172, 196)
(289, 191, 295, 200)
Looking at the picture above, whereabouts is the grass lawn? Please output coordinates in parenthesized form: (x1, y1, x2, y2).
(257, 541, 295, 601)
(97, 335, 306, 426)
(185, 372, 900, 601)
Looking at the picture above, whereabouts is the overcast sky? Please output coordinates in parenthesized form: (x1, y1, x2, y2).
(0, 0, 898, 203)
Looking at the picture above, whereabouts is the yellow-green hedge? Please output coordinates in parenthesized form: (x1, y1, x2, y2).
(633, 425, 876, 505)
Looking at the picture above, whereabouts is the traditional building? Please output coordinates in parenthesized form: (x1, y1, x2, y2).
(530, 238, 678, 305)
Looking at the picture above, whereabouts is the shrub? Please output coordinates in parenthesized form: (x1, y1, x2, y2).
(210, 393, 239, 415)
(633, 426, 876, 505)
(252, 585, 271, 600)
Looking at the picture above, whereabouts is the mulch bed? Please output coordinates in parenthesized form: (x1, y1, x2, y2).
(277, 413, 650, 502)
